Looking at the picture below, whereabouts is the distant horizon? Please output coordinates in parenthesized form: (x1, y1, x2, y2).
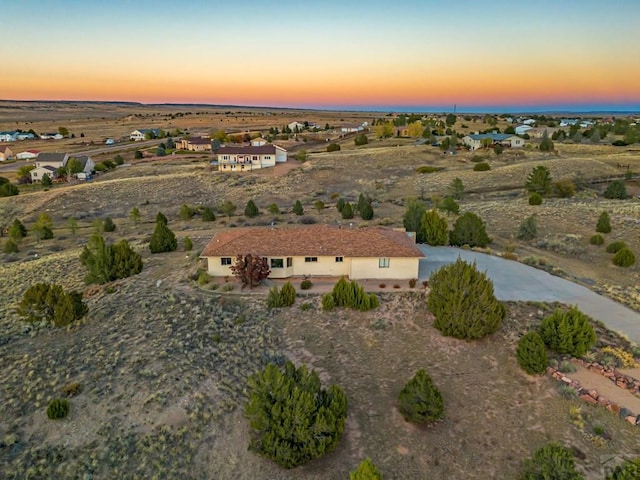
(1, 98, 639, 116)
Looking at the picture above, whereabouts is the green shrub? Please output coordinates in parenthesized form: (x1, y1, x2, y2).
(350, 458, 383, 480)
(330, 277, 379, 311)
(0, 182, 19, 197)
(18, 283, 87, 327)
(341, 202, 354, 219)
(244, 199, 260, 218)
(322, 292, 335, 310)
(520, 442, 583, 480)
(397, 369, 444, 424)
(103, 217, 116, 232)
(606, 457, 640, 480)
(80, 234, 143, 284)
(589, 234, 605, 245)
(596, 211, 612, 233)
(421, 209, 448, 245)
(427, 258, 504, 339)
(47, 398, 70, 420)
(554, 179, 576, 198)
(3, 238, 18, 253)
(539, 306, 596, 356)
(300, 279, 313, 290)
(416, 165, 444, 174)
(201, 206, 216, 222)
(473, 161, 491, 171)
(179, 204, 195, 220)
(517, 215, 538, 241)
(244, 361, 347, 468)
(603, 180, 627, 199)
(184, 236, 193, 251)
(439, 196, 460, 215)
(149, 220, 177, 253)
(293, 200, 304, 215)
(336, 197, 345, 213)
(559, 360, 577, 373)
(606, 241, 627, 253)
(516, 331, 548, 375)
(8, 218, 28, 240)
(449, 212, 491, 247)
(525, 165, 553, 196)
(267, 282, 297, 308)
(197, 270, 210, 286)
(354, 133, 368, 146)
(301, 302, 312, 311)
(613, 247, 636, 267)
(220, 283, 234, 292)
(326, 143, 341, 152)
(528, 193, 543, 205)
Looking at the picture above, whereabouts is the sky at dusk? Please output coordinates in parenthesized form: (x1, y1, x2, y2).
(2, 0, 640, 112)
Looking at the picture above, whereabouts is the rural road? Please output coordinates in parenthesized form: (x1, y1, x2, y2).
(418, 246, 640, 344)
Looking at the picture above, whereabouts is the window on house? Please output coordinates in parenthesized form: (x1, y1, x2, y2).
(335, 257, 343, 263)
(286, 257, 293, 267)
(305, 257, 318, 263)
(270, 258, 284, 268)
(221, 257, 232, 266)
(379, 257, 390, 268)
(252, 156, 258, 161)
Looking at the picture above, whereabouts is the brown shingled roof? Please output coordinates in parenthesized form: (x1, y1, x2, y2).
(215, 145, 278, 155)
(200, 225, 424, 258)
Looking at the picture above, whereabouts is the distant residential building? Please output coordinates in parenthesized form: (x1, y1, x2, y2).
(39, 133, 64, 140)
(31, 153, 94, 182)
(130, 129, 161, 141)
(0, 145, 14, 161)
(35, 152, 69, 169)
(559, 119, 579, 127)
(288, 121, 306, 132)
(176, 137, 212, 152)
(16, 149, 40, 160)
(522, 119, 536, 126)
(251, 137, 267, 147)
(30, 166, 59, 182)
(462, 133, 525, 151)
(515, 125, 532, 135)
(0, 131, 17, 142)
(105, 138, 115, 145)
(213, 143, 287, 172)
(341, 123, 365, 133)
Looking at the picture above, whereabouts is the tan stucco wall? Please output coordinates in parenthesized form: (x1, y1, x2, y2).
(350, 257, 419, 280)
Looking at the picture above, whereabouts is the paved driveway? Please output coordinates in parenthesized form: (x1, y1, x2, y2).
(418, 246, 640, 344)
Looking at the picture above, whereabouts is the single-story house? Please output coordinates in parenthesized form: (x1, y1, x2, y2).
(200, 225, 424, 280)
(251, 137, 267, 147)
(288, 121, 306, 132)
(30, 165, 59, 182)
(176, 137, 212, 152)
(130, 129, 160, 141)
(341, 123, 365, 133)
(560, 119, 578, 127)
(522, 119, 536, 126)
(15, 132, 35, 140)
(0, 145, 14, 161)
(0, 131, 17, 142)
(31, 153, 93, 181)
(16, 149, 40, 160)
(462, 133, 525, 151)
(514, 125, 532, 135)
(40, 133, 64, 140)
(213, 143, 287, 172)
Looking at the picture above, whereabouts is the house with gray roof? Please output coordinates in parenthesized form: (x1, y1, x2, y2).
(462, 133, 525, 151)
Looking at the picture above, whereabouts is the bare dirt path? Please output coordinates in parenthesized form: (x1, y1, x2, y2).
(569, 365, 640, 414)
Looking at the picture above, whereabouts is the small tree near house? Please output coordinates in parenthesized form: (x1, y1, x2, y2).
(230, 254, 271, 288)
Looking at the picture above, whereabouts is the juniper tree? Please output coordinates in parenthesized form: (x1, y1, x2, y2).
(517, 215, 538, 241)
(149, 218, 177, 253)
(403, 197, 427, 242)
(539, 306, 596, 357)
(525, 165, 552, 196)
(397, 369, 444, 424)
(520, 442, 583, 480)
(350, 458, 383, 480)
(18, 283, 87, 327)
(516, 331, 548, 375)
(244, 199, 259, 218)
(421, 209, 448, 246)
(201, 206, 216, 221)
(449, 212, 490, 248)
(596, 211, 611, 233)
(129, 207, 141, 226)
(292, 200, 304, 215)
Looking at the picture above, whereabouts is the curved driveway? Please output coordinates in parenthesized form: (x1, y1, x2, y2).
(418, 246, 640, 344)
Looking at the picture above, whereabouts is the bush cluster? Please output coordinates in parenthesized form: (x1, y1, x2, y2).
(528, 193, 543, 205)
(80, 233, 143, 284)
(520, 442, 582, 480)
(300, 279, 313, 290)
(613, 247, 636, 267)
(605, 457, 640, 479)
(449, 212, 491, 248)
(322, 277, 379, 311)
(473, 161, 491, 171)
(47, 398, 70, 420)
(267, 282, 296, 308)
(427, 258, 504, 339)
(596, 211, 611, 233)
(350, 458, 382, 480)
(18, 283, 87, 327)
(149, 212, 177, 253)
(244, 361, 347, 468)
(606, 241, 627, 254)
(416, 165, 444, 174)
(589, 234, 605, 246)
(516, 331, 548, 375)
(539, 306, 596, 357)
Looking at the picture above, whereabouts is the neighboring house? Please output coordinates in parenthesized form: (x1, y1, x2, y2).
(515, 125, 532, 135)
(0, 146, 14, 161)
(580, 120, 595, 128)
(72, 155, 96, 174)
(213, 143, 287, 172)
(30, 165, 59, 182)
(251, 137, 267, 147)
(560, 119, 578, 127)
(105, 138, 115, 145)
(0, 131, 17, 142)
(176, 137, 212, 152)
(200, 225, 424, 280)
(15, 132, 35, 140)
(341, 123, 365, 133)
(462, 133, 525, 151)
(39, 133, 64, 140)
(522, 119, 536, 126)
(287, 121, 306, 132)
(35, 152, 69, 169)
(16, 149, 39, 160)
(30, 153, 93, 181)
(130, 129, 160, 141)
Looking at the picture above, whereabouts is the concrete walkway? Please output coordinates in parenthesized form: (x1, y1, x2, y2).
(419, 246, 640, 344)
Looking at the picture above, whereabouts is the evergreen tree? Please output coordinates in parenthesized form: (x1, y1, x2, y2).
(539, 306, 596, 356)
(596, 211, 611, 233)
(3, 238, 18, 253)
(244, 199, 260, 218)
(403, 197, 427, 243)
(603, 180, 627, 199)
(18, 283, 87, 327)
(129, 207, 141, 226)
(612, 247, 636, 267)
(67, 217, 79, 235)
(428, 258, 505, 339)
(149, 220, 177, 253)
(341, 202, 354, 219)
(8, 218, 27, 241)
(183, 236, 193, 252)
(605, 457, 640, 480)
(268, 203, 280, 215)
(103, 217, 116, 232)
(397, 369, 444, 424)
(525, 166, 553, 195)
(292, 200, 304, 215)
(156, 211, 168, 226)
(439, 196, 460, 215)
(539, 130, 555, 152)
(517, 215, 538, 240)
(520, 442, 583, 480)
(421, 209, 448, 246)
(80, 233, 142, 284)
(449, 212, 490, 248)
(516, 331, 548, 375)
(244, 361, 348, 468)
(201, 206, 216, 221)
(41, 174, 52, 187)
(360, 201, 374, 220)
(350, 458, 383, 480)
(336, 197, 346, 213)
(179, 204, 194, 220)
(449, 177, 464, 200)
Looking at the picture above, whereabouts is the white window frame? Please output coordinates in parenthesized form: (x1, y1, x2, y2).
(379, 257, 390, 268)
